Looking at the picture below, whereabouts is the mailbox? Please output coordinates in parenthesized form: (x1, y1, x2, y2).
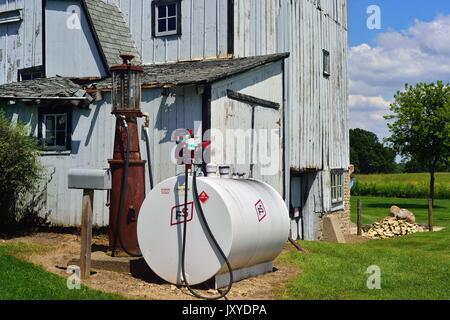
(68, 169, 112, 190)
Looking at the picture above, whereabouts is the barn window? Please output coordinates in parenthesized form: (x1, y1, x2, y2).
(323, 49, 330, 77)
(18, 66, 45, 81)
(38, 109, 72, 152)
(152, 1, 181, 37)
(331, 171, 344, 204)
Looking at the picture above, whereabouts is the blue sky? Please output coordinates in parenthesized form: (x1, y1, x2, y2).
(349, 0, 450, 46)
(347, 1, 450, 139)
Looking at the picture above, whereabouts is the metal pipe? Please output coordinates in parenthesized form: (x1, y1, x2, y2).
(142, 113, 154, 190)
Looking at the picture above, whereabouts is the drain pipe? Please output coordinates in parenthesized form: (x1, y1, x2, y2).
(142, 113, 154, 190)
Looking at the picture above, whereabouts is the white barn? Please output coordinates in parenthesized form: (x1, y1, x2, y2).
(0, 0, 350, 241)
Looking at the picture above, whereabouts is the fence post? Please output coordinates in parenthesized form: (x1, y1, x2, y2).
(80, 189, 94, 280)
(357, 199, 363, 236)
(428, 198, 433, 232)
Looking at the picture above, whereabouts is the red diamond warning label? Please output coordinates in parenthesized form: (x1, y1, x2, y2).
(170, 202, 194, 226)
(255, 200, 267, 222)
(198, 191, 209, 204)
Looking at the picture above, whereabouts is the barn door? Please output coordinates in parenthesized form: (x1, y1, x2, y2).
(211, 94, 283, 194)
(290, 171, 321, 240)
(290, 175, 303, 240)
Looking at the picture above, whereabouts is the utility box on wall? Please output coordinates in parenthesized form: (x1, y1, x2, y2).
(68, 169, 112, 190)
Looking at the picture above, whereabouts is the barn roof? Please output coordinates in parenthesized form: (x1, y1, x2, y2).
(96, 53, 289, 89)
(0, 77, 91, 100)
(82, 0, 141, 68)
(0, 54, 288, 100)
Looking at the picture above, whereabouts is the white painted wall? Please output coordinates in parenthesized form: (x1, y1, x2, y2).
(210, 62, 285, 196)
(45, 0, 107, 78)
(105, 0, 230, 64)
(0, 0, 43, 84)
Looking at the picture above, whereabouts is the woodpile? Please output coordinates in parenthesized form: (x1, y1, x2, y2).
(363, 206, 427, 239)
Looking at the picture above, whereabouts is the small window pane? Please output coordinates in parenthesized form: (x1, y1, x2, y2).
(331, 172, 343, 204)
(158, 5, 167, 18)
(323, 50, 330, 76)
(158, 19, 167, 32)
(167, 3, 176, 16)
(45, 132, 55, 146)
(56, 115, 66, 131)
(45, 116, 55, 131)
(56, 131, 66, 147)
(168, 17, 176, 31)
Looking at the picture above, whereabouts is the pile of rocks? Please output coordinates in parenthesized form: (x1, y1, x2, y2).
(364, 206, 427, 239)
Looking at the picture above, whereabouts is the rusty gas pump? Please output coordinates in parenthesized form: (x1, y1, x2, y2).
(108, 55, 145, 257)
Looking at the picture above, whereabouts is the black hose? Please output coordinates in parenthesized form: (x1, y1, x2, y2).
(143, 128, 154, 190)
(112, 117, 142, 258)
(181, 166, 234, 300)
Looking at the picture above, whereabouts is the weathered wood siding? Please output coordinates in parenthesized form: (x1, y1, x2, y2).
(104, 0, 230, 64)
(233, 0, 349, 172)
(210, 62, 285, 194)
(1, 86, 203, 226)
(45, 0, 107, 78)
(0, 0, 43, 84)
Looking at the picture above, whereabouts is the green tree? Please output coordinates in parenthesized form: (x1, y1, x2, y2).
(385, 81, 450, 204)
(401, 156, 449, 173)
(0, 111, 43, 231)
(350, 128, 397, 174)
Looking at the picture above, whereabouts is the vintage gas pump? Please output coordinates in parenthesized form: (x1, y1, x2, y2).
(108, 55, 145, 257)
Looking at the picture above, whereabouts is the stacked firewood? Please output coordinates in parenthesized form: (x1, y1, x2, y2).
(363, 206, 427, 239)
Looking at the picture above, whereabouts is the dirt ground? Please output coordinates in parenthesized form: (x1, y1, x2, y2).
(5, 233, 301, 300)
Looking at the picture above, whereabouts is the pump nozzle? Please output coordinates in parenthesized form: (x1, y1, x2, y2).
(116, 114, 128, 128)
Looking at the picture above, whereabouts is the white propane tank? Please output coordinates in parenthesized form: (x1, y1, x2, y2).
(137, 174, 290, 286)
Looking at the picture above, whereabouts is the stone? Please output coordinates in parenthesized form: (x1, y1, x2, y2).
(389, 206, 401, 217)
(389, 206, 416, 224)
(322, 215, 347, 243)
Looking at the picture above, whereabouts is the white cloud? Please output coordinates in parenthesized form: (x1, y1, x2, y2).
(349, 15, 450, 138)
(348, 95, 391, 111)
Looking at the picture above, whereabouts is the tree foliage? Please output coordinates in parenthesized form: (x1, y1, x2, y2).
(350, 128, 397, 174)
(0, 111, 43, 230)
(385, 81, 450, 201)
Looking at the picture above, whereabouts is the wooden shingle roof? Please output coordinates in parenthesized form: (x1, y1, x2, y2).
(0, 77, 88, 99)
(0, 54, 288, 99)
(96, 53, 289, 89)
(82, 0, 141, 68)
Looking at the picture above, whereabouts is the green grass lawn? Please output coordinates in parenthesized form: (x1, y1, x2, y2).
(279, 196, 450, 300)
(352, 172, 450, 199)
(0, 243, 122, 300)
(1, 196, 449, 300)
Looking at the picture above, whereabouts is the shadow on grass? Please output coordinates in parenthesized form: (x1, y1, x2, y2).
(0, 226, 109, 240)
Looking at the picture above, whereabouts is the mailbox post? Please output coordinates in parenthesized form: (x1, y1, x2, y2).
(68, 169, 112, 279)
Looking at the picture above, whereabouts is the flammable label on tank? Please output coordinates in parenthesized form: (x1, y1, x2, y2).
(198, 191, 209, 204)
(255, 200, 267, 222)
(170, 202, 194, 226)
(161, 188, 171, 195)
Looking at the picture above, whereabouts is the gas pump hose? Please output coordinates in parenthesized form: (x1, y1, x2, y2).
(112, 116, 142, 258)
(181, 166, 234, 300)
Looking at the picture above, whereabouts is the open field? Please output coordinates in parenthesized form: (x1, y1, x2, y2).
(279, 196, 450, 300)
(352, 173, 450, 199)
